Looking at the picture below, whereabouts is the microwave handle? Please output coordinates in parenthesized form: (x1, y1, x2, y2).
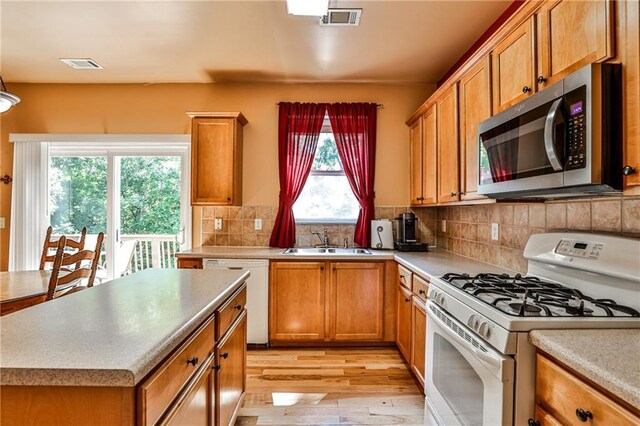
(544, 98, 565, 172)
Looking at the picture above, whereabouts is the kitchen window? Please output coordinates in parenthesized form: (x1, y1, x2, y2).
(293, 124, 359, 223)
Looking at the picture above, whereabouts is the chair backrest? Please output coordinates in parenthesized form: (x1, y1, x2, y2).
(39, 226, 87, 270)
(47, 233, 104, 301)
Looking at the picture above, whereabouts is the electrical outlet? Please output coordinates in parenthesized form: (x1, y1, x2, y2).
(214, 218, 223, 230)
(0, 217, 4, 229)
(442, 220, 446, 232)
(491, 223, 499, 241)
(255, 218, 263, 231)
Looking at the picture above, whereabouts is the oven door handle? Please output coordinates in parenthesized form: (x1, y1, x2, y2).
(427, 304, 503, 371)
(544, 98, 564, 172)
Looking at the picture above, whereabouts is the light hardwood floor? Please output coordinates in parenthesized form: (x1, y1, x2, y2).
(236, 347, 438, 425)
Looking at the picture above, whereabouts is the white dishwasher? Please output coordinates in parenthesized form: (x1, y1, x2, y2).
(203, 258, 269, 345)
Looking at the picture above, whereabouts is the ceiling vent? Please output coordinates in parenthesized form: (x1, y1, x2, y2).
(320, 8, 362, 26)
(60, 58, 103, 70)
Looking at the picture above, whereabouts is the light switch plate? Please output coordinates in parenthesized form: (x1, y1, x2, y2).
(255, 218, 262, 231)
(441, 220, 446, 232)
(215, 218, 223, 230)
(491, 223, 499, 241)
(0, 217, 4, 229)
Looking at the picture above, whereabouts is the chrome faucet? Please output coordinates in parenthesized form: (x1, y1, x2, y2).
(312, 228, 330, 247)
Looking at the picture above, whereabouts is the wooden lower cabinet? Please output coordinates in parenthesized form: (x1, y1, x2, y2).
(534, 353, 640, 426)
(269, 261, 391, 344)
(329, 262, 384, 340)
(410, 297, 427, 389)
(269, 262, 326, 341)
(164, 356, 214, 426)
(215, 310, 247, 426)
(396, 284, 412, 362)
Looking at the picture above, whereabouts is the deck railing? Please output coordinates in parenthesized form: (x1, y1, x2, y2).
(121, 234, 180, 272)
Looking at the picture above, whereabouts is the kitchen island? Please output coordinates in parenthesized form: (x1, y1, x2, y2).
(0, 268, 249, 425)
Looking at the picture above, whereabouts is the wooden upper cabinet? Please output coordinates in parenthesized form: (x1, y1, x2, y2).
(459, 56, 492, 201)
(328, 262, 384, 341)
(537, 0, 613, 87)
(492, 16, 537, 112)
(436, 85, 460, 203)
(188, 112, 247, 206)
(269, 262, 326, 341)
(422, 106, 438, 205)
(409, 118, 424, 206)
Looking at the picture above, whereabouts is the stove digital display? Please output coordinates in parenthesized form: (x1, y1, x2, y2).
(574, 243, 588, 249)
(570, 101, 583, 115)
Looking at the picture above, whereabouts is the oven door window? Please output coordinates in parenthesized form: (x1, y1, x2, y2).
(479, 99, 567, 185)
(433, 333, 484, 426)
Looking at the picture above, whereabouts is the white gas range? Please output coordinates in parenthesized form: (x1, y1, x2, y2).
(424, 232, 640, 426)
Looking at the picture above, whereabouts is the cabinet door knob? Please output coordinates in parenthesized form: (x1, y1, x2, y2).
(537, 75, 547, 84)
(450, 192, 457, 197)
(226, 197, 231, 202)
(527, 419, 541, 426)
(405, 298, 410, 303)
(234, 304, 242, 311)
(186, 356, 199, 367)
(576, 408, 593, 422)
(212, 364, 221, 371)
(221, 352, 229, 359)
(622, 165, 637, 175)
(522, 86, 531, 93)
(419, 289, 426, 295)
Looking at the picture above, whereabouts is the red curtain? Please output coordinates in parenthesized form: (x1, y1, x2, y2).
(327, 103, 377, 247)
(269, 102, 327, 248)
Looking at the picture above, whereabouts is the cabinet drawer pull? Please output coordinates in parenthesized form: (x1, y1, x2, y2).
(419, 289, 426, 295)
(522, 85, 531, 93)
(622, 165, 636, 175)
(212, 364, 221, 371)
(226, 197, 231, 202)
(234, 304, 243, 311)
(450, 192, 457, 197)
(221, 352, 229, 359)
(576, 408, 593, 422)
(527, 419, 540, 426)
(404, 298, 410, 303)
(186, 356, 198, 367)
(537, 75, 547, 84)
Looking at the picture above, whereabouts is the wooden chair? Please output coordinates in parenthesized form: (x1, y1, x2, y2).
(39, 226, 87, 270)
(46, 232, 104, 301)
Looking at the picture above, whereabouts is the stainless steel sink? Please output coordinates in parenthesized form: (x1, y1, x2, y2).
(283, 247, 372, 255)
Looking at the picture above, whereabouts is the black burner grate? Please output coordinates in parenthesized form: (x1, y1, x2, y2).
(441, 273, 640, 318)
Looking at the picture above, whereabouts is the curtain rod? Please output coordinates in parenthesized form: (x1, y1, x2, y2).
(275, 102, 383, 108)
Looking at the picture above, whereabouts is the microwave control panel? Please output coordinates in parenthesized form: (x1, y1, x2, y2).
(555, 239, 603, 259)
(566, 88, 587, 171)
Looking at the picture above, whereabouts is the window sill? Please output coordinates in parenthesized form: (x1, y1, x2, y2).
(295, 219, 357, 225)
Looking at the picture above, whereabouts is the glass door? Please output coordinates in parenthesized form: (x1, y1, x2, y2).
(116, 155, 185, 276)
(48, 140, 190, 280)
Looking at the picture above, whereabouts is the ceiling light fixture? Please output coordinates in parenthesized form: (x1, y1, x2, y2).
(286, 0, 329, 16)
(0, 76, 21, 114)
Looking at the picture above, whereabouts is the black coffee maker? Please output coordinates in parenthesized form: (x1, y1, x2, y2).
(394, 212, 428, 252)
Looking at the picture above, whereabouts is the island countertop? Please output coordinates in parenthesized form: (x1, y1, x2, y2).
(0, 268, 249, 387)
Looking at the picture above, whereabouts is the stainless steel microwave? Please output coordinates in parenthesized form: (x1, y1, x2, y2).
(477, 63, 622, 199)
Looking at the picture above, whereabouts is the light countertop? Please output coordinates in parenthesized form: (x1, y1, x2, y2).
(0, 268, 248, 387)
(529, 329, 640, 410)
(176, 246, 514, 278)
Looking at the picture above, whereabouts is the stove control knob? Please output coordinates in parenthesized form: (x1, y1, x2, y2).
(467, 314, 478, 330)
(437, 293, 445, 305)
(478, 322, 491, 338)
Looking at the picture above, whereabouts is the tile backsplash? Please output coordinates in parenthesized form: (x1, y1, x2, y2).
(201, 205, 429, 248)
(201, 197, 639, 273)
(427, 197, 640, 273)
